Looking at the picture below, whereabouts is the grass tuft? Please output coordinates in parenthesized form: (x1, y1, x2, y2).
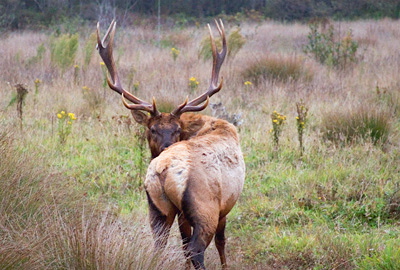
(321, 104, 392, 145)
(241, 54, 313, 85)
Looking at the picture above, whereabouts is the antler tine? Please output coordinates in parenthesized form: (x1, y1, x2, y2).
(121, 94, 157, 114)
(97, 20, 159, 115)
(172, 19, 227, 116)
(179, 96, 210, 114)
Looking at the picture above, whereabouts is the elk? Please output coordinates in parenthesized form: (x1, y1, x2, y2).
(97, 19, 245, 269)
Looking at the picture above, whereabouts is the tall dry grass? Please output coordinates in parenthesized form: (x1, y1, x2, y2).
(0, 19, 399, 269)
(0, 129, 184, 269)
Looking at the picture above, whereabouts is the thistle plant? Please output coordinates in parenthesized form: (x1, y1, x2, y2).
(296, 101, 309, 157)
(56, 111, 76, 144)
(189, 77, 199, 92)
(171, 47, 180, 61)
(270, 110, 286, 149)
(7, 84, 29, 129)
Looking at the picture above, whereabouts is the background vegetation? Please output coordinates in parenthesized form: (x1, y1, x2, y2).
(1, 15, 399, 269)
(2, 0, 400, 31)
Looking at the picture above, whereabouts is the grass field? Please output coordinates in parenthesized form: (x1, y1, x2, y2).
(1, 18, 399, 269)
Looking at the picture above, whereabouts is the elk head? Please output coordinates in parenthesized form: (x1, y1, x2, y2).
(97, 19, 227, 159)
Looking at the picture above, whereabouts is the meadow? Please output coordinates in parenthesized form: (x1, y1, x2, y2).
(1, 18, 399, 269)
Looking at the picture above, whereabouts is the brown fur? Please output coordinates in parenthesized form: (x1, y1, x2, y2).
(143, 114, 245, 269)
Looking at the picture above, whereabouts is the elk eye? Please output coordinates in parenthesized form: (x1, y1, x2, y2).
(150, 127, 157, 134)
(174, 127, 182, 135)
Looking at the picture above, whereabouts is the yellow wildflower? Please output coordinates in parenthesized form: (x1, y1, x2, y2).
(68, 113, 76, 120)
(244, 81, 252, 86)
(100, 62, 105, 66)
(57, 113, 62, 119)
(67, 121, 72, 125)
(61, 111, 66, 115)
(171, 48, 180, 54)
(189, 77, 199, 87)
(171, 48, 180, 61)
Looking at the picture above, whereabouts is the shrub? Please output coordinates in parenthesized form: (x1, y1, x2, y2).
(227, 28, 246, 59)
(50, 33, 79, 72)
(199, 27, 246, 60)
(321, 105, 391, 145)
(82, 32, 97, 69)
(304, 23, 359, 69)
(241, 55, 313, 85)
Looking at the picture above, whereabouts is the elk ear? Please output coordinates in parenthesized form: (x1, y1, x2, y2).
(131, 110, 149, 126)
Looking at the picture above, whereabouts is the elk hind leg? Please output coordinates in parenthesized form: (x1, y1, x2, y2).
(189, 221, 218, 270)
(215, 216, 227, 269)
(147, 193, 176, 249)
(178, 213, 192, 270)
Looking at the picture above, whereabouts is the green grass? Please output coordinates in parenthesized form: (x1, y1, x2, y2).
(0, 19, 399, 269)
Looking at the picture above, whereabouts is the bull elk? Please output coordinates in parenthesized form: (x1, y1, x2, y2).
(97, 19, 245, 269)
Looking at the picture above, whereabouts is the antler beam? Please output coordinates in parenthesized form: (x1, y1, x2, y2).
(96, 20, 159, 116)
(172, 19, 227, 116)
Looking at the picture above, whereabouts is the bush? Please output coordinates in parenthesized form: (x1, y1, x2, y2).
(241, 55, 313, 85)
(321, 105, 392, 145)
(304, 22, 359, 69)
(198, 27, 246, 61)
(83, 32, 97, 69)
(50, 33, 79, 72)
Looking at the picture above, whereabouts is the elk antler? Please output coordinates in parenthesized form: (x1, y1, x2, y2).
(172, 19, 227, 116)
(96, 20, 159, 116)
